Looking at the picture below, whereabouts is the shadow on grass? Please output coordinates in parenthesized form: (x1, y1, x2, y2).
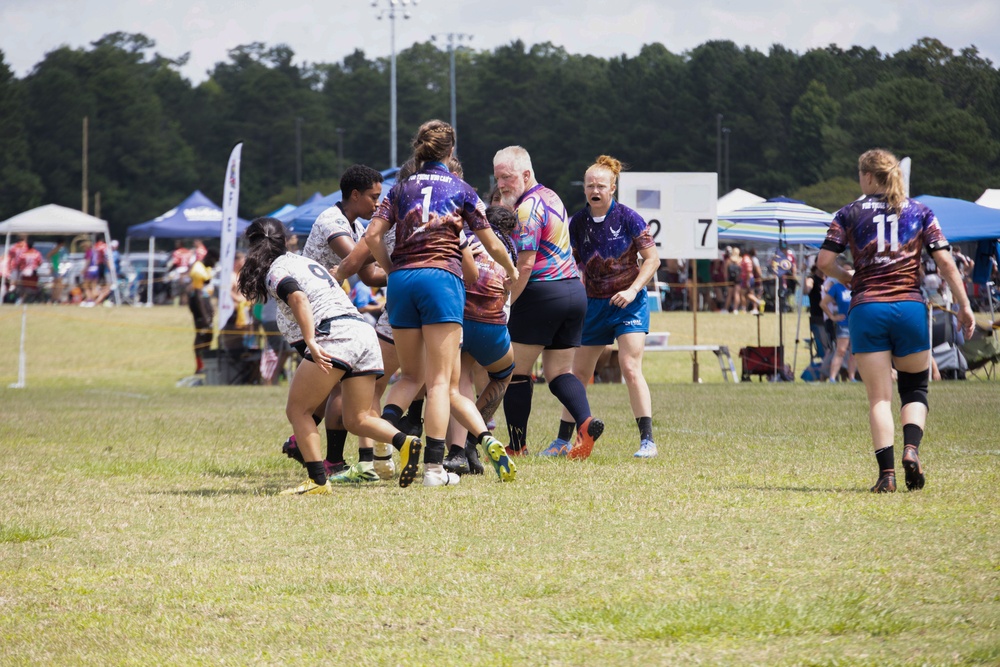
(735, 485, 870, 494)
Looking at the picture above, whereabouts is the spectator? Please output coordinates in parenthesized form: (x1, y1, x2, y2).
(821, 263, 857, 382)
(188, 247, 219, 374)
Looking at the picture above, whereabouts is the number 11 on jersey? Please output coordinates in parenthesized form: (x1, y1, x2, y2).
(874, 213, 898, 253)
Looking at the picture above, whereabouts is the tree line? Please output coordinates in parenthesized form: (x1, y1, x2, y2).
(1, 32, 998, 239)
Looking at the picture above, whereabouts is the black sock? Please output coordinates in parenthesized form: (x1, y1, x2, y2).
(636, 416, 653, 442)
(381, 404, 404, 428)
(358, 448, 374, 463)
(424, 437, 445, 464)
(465, 433, 479, 449)
(391, 431, 408, 451)
(305, 460, 327, 486)
(548, 373, 591, 427)
(406, 399, 424, 420)
(503, 375, 533, 450)
(447, 444, 465, 458)
(476, 431, 490, 444)
(312, 414, 323, 426)
(325, 429, 347, 465)
(557, 419, 575, 442)
(875, 445, 894, 474)
(903, 424, 924, 451)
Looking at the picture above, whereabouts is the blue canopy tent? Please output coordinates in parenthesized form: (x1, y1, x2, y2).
(126, 191, 251, 306)
(915, 196, 1000, 285)
(273, 191, 325, 225)
(283, 168, 399, 236)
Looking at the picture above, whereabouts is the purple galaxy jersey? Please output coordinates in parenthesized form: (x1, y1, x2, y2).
(569, 201, 655, 299)
(513, 184, 580, 281)
(823, 195, 949, 307)
(373, 162, 488, 279)
(464, 241, 509, 325)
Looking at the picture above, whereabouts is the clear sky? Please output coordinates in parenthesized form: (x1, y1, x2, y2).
(2, 0, 998, 81)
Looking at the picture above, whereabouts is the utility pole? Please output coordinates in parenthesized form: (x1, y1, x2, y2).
(722, 127, 731, 193)
(715, 113, 723, 194)
(82, 116, 89, 214)
(295, 117, 303, 204)
(431, 32, 473, 154)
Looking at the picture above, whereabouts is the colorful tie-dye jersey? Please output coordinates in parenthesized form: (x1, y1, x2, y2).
(822, 195, 949, 307)
(373, 162, 488, 279)
(513, 184, 579, 281)
(569, 201, 655, 299)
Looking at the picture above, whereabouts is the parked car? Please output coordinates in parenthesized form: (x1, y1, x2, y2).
(122, 251, 173, 304)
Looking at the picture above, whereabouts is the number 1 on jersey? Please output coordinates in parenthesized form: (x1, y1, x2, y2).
(421, 186, 433, 224)
(874, 213, 899, 253)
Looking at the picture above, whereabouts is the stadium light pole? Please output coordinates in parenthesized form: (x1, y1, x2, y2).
(431, 32, 473, 154)
(373, 0, 418, 168)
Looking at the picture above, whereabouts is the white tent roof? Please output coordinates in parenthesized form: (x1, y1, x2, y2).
(976, 189, 1000, 210)
(0, 204, 110, 236)
(717, 188, 765, 215)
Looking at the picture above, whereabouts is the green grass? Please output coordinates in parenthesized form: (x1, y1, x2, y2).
(1, 305, 998, 665)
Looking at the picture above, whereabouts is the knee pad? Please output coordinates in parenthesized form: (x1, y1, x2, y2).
(897, 370, 929, 408)
(488, 363, 515, 382)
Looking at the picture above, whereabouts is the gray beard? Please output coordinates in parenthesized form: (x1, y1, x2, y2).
(501, 193, 519, 209)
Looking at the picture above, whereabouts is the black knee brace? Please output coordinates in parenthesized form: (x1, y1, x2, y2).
(897, 370, 929, 408)
(489, 363, 516, 381)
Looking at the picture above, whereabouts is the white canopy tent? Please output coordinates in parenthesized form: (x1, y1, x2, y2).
(977, 189, 1000, 210)
(0, 204, 119, 304)
(717, 188, 766, 215)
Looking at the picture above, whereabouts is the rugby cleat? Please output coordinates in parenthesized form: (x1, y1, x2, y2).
(397, 436, 422, 488)
(539, 438, 571, 457)
(443, 449, 471, 476)
(281, 434, 304, 464)
(373, 442, 396, 480)
(423, 468, 460, 487)
(465, 442, 485, 475)
(633, 440, 658, 458)
(329, 461, 380, 484)
(870, 471, 897, 494)
(279, 478, 333, 496)
(901, 445, 925, 491)
(486, 437, 516, 482)
(568, 416, 603, 460)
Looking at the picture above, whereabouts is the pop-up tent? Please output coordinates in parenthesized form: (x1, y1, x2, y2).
(717, 188, 765, 215)
(127, 190, 250, 239)
(0, 204, 119, 304)
(718, 196, 832, 245)
(282, 169, 399, 235)
(272, 192, 324, 223)
(126, 191, 250, 306)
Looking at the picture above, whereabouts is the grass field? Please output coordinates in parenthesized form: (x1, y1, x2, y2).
(1, 305, 998, 665)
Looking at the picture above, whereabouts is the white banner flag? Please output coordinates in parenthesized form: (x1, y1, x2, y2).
(900, 156, 911, 199)
(216, 142, 243, 334)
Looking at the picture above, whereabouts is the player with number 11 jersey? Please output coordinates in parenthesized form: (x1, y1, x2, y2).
(823, 195, 948, 308)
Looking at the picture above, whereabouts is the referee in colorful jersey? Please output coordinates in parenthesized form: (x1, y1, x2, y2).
(818, 148, 974, 494)
(493, 146, 603, 460)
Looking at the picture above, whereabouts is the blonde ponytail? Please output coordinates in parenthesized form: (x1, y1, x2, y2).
(859, 149, 906, 214)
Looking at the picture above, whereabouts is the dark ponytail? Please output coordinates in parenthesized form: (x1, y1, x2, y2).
(239, 217, 288, 303)
(485, 205, 518, 262)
